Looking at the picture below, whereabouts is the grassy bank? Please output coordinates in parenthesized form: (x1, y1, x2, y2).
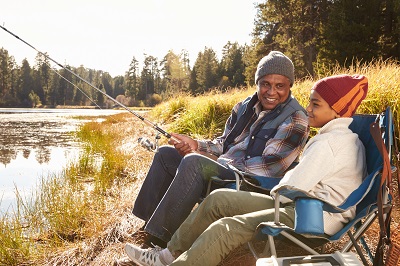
(152, 59, 400, 140)
(0, 60, 399, 265)
(0, 113, 153, 265)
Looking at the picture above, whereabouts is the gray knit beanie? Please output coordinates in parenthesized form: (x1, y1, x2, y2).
(255, 51, 294, 85)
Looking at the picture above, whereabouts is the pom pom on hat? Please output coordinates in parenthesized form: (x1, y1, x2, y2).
(255, 51, 294, 85)
(312, 74, 368, 117)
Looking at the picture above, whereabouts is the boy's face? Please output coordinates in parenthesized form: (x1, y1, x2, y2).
(306, 90, 339, 128)
(257, 74, 291, 111)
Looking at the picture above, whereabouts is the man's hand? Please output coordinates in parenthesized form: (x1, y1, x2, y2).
(169, 133, 198, 156)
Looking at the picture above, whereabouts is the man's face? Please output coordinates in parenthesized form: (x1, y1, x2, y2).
(257, 74, 291, 110)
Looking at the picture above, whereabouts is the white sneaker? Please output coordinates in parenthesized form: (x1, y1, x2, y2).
(125, 243, 168, 266)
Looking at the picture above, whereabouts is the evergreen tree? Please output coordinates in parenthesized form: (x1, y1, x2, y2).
(242, 43, 259, 85)
(33, 53, 51, 105)
(61, 66, 75, 105)
(101, 71, 114, 97)
(73, 65, 91, 106)
(18, 59, 34, 107)
(113, 75, 125, 97)
(319, 0, 400, 66)
(192, 47, 219, 94)
(188, 64, 199, 94)
(380, 0, 400, 58)
(0, 48, 13, 105)
(220, 42, 246, 88)
(319, 0, 382, 66)
(126, 56, 139, 100)
(48, 70, 59, 106)
(160, 50, 190, 96)
(96, 83, 105, 107)
(139, 55, 158, 101)
(252, 0, 328, 77)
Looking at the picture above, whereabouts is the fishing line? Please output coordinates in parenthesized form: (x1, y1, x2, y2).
(46, 61, 160, 151)
(45, 62, 101, 110)
(0, 24, 178, 144)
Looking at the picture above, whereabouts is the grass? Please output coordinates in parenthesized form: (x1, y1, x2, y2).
(153, 58, 400, 142)
(0, 59, 399, 265)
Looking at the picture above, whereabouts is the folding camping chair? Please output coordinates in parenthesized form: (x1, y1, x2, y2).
(248, 107, 396, 266)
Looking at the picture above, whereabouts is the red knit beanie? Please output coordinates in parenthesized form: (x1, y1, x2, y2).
(312, 74, 368, 117)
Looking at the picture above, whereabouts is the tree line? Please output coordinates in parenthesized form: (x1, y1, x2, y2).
(0, 0, 399, 108)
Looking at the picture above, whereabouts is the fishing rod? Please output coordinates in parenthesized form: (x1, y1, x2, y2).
(0, 24, 178, 145)
(47, 61, 161, 151)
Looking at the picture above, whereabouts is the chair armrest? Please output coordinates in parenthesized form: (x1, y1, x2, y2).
(209, 172, 241, 192)
(273, 184, 365, 214)
(273, 190, 324, 235)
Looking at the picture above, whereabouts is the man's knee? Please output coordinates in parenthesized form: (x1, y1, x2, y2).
(180, 153, 203, 165)
(157, 145, 177, 157)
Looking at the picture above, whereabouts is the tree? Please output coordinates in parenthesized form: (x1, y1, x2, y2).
(101, 71, 114, 97)
(252, 0, 328, 77)
(252, 0, 399, 78)
(28, 90, 41, 107)
(60, 66, 75, 105)
(33, 52, 52, 106)
(73, 65, 92, 106)
(139, 55, 158, 101)
(96, 83, 105, 107)
(220, 42, 246, 88)
(125, 56, 139, 100)
(319, 0, 400, 66)
(0, 48, 14, 106)
(379, 0, 400, 59)
(191, 47, 219, 94)
(18, 59, 34, 107)
(113, 75, 125, 98)
(160, 50, 190, 96)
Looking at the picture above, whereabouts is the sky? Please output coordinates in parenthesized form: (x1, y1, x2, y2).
(1, 0, 258, 77)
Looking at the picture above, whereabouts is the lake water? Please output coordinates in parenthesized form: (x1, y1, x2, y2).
(0, 108, 124, 214)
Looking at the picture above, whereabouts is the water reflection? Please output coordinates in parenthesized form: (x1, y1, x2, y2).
(0, 108, 123, 212)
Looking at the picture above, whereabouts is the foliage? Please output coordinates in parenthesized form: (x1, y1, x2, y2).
(251, 0, 400, 78)
(0, 0, 399, 107)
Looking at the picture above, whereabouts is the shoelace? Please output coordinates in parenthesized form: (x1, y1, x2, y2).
(140, 246, 163, 264)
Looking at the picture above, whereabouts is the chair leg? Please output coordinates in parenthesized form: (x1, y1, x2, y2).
(247, 241, 259, 260)
(347, 231, 369, 266)
(247, 239, 276, 260)
(268, 235, 277, 257)
(342, 213, 377, 252)
(262, 239, 273, 257)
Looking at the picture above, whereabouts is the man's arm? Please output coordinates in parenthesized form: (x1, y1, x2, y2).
(169, 133, 219, 160)
(238, 111, 309, 177)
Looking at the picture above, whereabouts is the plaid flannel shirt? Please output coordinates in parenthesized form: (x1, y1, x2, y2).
(197, 101, 309, 177)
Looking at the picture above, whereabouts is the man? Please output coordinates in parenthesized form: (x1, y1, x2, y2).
(131, 51, 309, 248)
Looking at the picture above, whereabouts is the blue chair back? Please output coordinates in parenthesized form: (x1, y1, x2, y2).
(329, 108, 393, 240)
(349, 114, 382, 175)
